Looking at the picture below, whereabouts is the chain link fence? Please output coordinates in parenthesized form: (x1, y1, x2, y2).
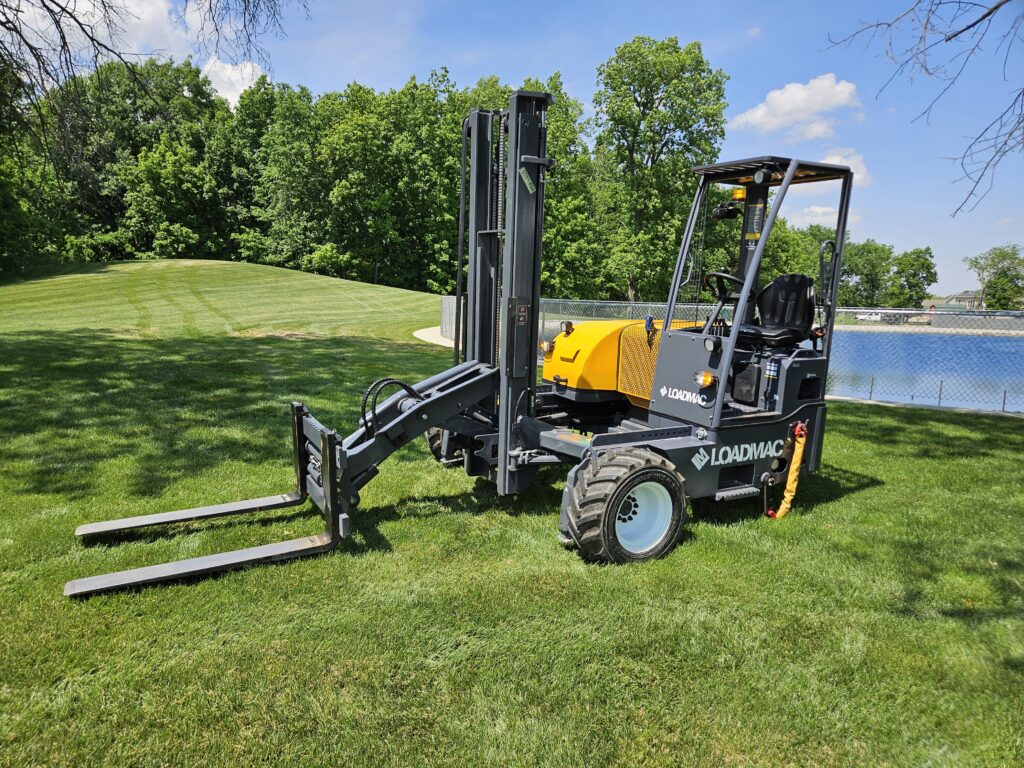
(440, 297, 1024, 414)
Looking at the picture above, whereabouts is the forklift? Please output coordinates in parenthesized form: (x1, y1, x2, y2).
(65, 90, 852, 597)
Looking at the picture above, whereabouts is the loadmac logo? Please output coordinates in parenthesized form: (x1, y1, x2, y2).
(691, 439, 785, 470)
(659, 385, 707, 405)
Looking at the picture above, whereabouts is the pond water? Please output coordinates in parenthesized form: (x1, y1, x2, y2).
(827, 330, 1024, 413)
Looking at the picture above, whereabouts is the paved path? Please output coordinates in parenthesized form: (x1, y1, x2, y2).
(413, 326, 453, 348)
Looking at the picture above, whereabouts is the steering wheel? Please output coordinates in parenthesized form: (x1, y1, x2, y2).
(703, 271, 745, 300)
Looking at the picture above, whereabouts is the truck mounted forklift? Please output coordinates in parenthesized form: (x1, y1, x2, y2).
(65, 90, 852, 597)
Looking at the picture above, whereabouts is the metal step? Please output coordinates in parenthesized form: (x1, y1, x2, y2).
(714, 485, 761, 502)
(612, 419, 651, 433)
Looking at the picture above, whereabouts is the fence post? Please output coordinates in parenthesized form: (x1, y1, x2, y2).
(1003, 390, 1008, 413)
(868, 376, 874, 400)
(938, 379, 943, 407)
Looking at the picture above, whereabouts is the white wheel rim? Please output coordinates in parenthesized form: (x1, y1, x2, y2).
(614, 480, 673, 555)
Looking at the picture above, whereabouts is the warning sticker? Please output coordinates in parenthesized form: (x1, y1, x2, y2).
(745, 203, 764, 241)
(518, 167, 536, 194)
(517, 304, 529, 326)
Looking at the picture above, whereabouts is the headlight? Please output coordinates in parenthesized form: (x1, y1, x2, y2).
(694, 370, 717, 388)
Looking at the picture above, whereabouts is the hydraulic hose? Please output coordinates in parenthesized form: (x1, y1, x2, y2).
(768, 422, 807, 520)
(360, 377, 424, 438)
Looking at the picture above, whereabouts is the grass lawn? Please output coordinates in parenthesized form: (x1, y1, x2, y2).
(1, 260, 1022, 767)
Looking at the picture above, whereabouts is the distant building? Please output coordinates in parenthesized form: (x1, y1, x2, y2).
(922, 290, 984, 311)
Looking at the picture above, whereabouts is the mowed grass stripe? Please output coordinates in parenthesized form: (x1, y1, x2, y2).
(0, 260, 1021, 767)
(0, 261, 439, 337)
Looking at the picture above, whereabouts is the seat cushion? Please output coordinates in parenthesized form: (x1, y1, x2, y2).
(737, 323, 807, 348)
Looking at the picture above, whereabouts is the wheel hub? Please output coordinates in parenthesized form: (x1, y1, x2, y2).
(614, 480, 673, 555)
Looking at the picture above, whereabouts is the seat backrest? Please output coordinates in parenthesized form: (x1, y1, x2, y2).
(757, 273, 815, 332)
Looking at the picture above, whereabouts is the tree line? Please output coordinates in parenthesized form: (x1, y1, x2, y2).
(1, 35, 953, 307)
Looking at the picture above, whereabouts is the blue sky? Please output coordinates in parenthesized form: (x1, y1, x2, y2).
(172, 1, 1024, 294)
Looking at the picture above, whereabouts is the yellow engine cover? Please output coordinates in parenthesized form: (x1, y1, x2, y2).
(542, 319, 699, 406)
(541, 320, 632, 392)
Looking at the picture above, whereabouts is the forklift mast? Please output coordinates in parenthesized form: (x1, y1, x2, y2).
(455, 92, 552, 493)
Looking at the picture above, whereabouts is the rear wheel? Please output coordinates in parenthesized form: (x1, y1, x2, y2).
(562, 447, 687, 563)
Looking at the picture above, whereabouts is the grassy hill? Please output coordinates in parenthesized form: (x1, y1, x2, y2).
(0, 261, 1021, 767)
(0, 259, 439, 337)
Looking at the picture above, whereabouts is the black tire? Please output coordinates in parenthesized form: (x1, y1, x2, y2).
(426, 427, 444, 461)
(562, 447, 687, 563)
(426, 427, 461, 466)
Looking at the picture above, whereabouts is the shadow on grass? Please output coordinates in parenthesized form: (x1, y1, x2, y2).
(1, 327, 564, 566)
(74, 479, 567, 580)
(0, 260, 121, 288)
(828, 400, 1024, 461)
(693, 462, 884, 525)
(897, 545, 1024, 625)
(6, 328, 1011, 509)
(0, 328, 447, 502)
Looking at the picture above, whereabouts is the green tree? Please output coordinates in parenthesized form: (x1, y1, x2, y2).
(206, 75, 277, 248)
(882, 247, 938, 308)
(241, 84, 328, 267)
(986, 266, 1024, 310)
(593, 36, 727, 301)
(965, 243, 1024, 309)
(838, 239, 894, 307)
(45, 60, 225, 240)
(0, 65, 67, 276)
(319, 78, 440, 286)
(117, 132, 223, 259)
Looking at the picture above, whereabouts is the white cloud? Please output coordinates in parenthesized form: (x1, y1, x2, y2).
(821, 147, 872, 187)
(118, 2, 265, 104)
(787, 205, 863, 227)
(747, 27, 762, 38)
(996, 216, 1014, 226)
(118, 0, 193, 59)
(202, 57, 265, 106)
(731, 73, 861, 141)
(788, 147, 872, 199)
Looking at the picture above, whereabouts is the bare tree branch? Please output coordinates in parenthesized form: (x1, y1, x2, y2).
(831, 1, 1023, 215)
(944, 0, 1011, 40)
(0, 0, 304, 163)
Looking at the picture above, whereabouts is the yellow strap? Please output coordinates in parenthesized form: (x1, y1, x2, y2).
(772, 433, 806, 519)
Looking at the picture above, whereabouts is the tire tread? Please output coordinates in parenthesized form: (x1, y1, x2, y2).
(562, 447, 686, 563)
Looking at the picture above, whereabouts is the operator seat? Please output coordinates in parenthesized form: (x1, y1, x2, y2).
(736, 273, 815, 348)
